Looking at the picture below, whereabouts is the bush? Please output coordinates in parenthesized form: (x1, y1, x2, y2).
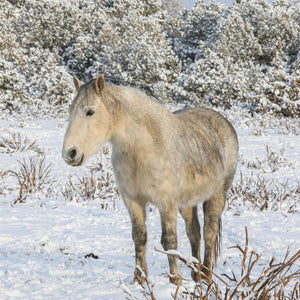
(0, 0, 299, 117)
(86, 0, 180, 101)
(249, 67, 300, 117)
(173, 0, 299, 116)
(0, 131, 41, 153)
(9, 157, 53, 204)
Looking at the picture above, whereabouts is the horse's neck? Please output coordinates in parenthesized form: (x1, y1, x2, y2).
(109, 88, 156, 154)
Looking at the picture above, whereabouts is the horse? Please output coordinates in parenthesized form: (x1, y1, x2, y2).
(62, 74, 238, 284)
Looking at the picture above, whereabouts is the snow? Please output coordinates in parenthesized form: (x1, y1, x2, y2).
(0, 111, 299, 299)
(1, 0, 299, 297)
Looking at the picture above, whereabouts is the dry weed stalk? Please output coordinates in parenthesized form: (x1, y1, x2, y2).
(120, 281, 139, 300)
(0, 131, 41, 154)
(155, 248, 228, 299)
(233, 144, 298, 213)
(62, 171, 97, 203)
(136, 265, 157, 300)
(9, 156, 53, 204)
(220, 228, 300, 299)
(229, 171, 270, 211)
(228, 171, 299, 213)
(62, 169, 118, 208)
(246, 145, 290, 173)
(251, 249, 300, 299)
(0, 169, 8, 178)
(150, 227, 300, 300)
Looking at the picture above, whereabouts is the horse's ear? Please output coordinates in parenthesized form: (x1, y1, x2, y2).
(95, 74, 105, 95)
(73, 75, 82, 92)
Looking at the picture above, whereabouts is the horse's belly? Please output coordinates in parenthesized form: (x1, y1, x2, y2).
(178, 172, 223, 207)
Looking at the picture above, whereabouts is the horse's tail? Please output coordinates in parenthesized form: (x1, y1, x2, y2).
(214, 218, 222, 266)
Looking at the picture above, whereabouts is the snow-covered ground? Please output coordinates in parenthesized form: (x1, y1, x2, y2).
(0, 111, 299, 299)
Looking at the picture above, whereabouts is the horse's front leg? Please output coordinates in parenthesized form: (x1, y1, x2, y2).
(159, 203, 181, 285)
(125, 199, 147, 283)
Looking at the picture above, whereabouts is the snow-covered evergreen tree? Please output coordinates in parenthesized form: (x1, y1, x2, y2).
(175, 0, 226, 67)
(0, 0, 84, 114)
(0, 1, 27, 112)
(0, 0, 299, 117)
(237, 0, 299, 67)
(173, 0, 299, 116)
(87, 0, 181, 101)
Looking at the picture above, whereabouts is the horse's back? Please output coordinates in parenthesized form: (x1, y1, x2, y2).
(174, 107, 238, 153)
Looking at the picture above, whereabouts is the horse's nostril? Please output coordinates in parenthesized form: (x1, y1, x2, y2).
(69, 149, 77, 160)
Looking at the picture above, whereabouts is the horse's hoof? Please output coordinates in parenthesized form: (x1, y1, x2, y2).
(134, 275, 146, 285)
(134, 268, 147, 285)
(191, 270, 201, 282)
(169, 275, 182, 285)
(200, 266, 212, 282)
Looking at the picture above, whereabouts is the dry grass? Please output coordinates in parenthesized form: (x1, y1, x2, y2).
(228, 171, 299, 213)
(9, 156, 53, 204)
(245, 145, 291, 173)
(0, 169, 9, 195)
(0, 131, 42, 154)
(130, 228, 300, 300)
(61, 147, 119, 207)
(0, 169, 8, 179)
(61, 169, 119, 208)
(135, 265, 157, 300)
(228, 144, 299, 214)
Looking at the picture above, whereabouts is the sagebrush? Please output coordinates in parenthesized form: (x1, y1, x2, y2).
(1, 0, 299, 117)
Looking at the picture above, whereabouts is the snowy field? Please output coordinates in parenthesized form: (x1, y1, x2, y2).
(0, 110, 299, 299)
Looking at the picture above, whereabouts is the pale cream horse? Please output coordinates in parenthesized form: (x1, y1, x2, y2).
(62, 74, 238, 284)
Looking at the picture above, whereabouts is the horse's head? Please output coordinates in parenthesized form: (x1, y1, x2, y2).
(62, 74, 113, 166)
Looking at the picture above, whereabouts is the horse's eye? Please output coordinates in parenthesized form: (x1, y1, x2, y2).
(86, 110, 95, 117)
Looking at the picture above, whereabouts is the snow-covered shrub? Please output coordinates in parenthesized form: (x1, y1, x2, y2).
(174, 1, 263, 106)
(10, 157, 53, 204)
(212, 7, 262, 63)
(0, 0, 76, 114)
(0, 0, 180, 115)
(174, 47, 265, 107)
(175, 0, 226, 65)
(1, 0, 112, 115)
(237, 0, 299, 67)
(0, 131, 41, 154)
(0, 0, 299, 117)
(12, 0, 106, 58)
(249, 66, 300, 117)
(89, 0, 180, 101)
(172, 0, 299, 116)
(62, 0, 181, 100)
(0, 2, 27, 112)
(163, 0, 184, 18)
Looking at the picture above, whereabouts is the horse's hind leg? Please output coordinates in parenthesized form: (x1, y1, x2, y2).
(202, 190, 225, 277)
(159, 204, 181, 284)
(179, 206, 201, 281)
(125, 199, 147, 283)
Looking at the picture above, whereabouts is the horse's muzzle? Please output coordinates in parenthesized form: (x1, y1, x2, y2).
(62, 147, 84, 166)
